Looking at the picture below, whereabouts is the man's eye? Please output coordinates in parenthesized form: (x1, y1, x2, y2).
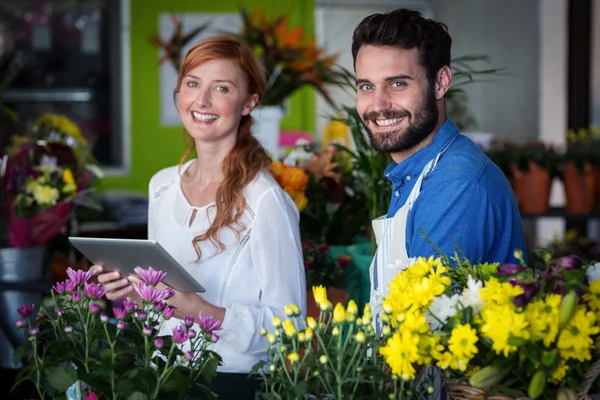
(392, 81, 406, 88)
(360, 84, 374, 91)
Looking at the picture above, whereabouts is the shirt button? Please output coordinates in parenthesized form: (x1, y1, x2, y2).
(406, 175, 411, 181)
(395, 190, 400, 197)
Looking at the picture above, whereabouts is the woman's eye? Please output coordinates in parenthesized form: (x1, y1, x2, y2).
(186, 81, 198, 88)
(216, 86, 229, 93)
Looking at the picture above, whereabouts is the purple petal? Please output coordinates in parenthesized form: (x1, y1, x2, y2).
(172, 325, 188, 344)
(198, 312, 222, 332)
(134, 266, 167, 285)
(17, 304, 34, 318)
(84, 282, 107, 299)
(66, 267, 96, 286)
(497, 263, 526, 276)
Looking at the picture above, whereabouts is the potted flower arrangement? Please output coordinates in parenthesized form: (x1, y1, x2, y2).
(0, 113, 100, 371)
(237, 8, 354, 157)
(12, 266, 221, 399)
(561, 125, 600, 214)
(510, 140, 561, 214)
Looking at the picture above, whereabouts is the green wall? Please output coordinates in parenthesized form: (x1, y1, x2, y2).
(102, 0, 316, 193)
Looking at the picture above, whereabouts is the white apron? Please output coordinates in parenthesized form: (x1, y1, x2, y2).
(369, 137, 457, 399)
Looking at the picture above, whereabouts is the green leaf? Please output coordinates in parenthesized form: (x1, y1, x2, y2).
(127, 392, 148, 400)
(541, 349, 558, 368)
(507, 334, 528, 347)
(46, 365, 77, 392)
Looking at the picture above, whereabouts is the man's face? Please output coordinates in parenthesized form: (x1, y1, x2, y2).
(355, 45, 439, 154)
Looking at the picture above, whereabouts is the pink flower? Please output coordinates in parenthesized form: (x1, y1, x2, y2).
(135, 311, 147, 320)
(123, 299, 138, 311)
(84, 282, 107, 299)
(188, 328, 197, 338)
(113, 307, 126, 320)
(36, 312, 46, 320)
(185, 351, 194, 360)
(70, 292, 81, 302)
(53, 281, 66, 293)
(29, 326, 39, 335)
(154, 302, 166, 311)
(100, 313, 108, 323)
(85, 392, 98, 400)
(154, 338, 164, 348)
(65, 326, 73, 333)
(17, 304, 34, 318)
(116, 321, 126, 330)
(210, 333, 219, 342)
(172, 325, 188, 344)
(143, 327, 153, 336)
(163, 306, 175, 319)
(56, 308, 64, 316)
(198, 312, 222, 333)
(134, 266, 167, 286)
(16, 319, 26, 328)
(66, 267, 96, 286)
(133, 282, 172, 303)
(89, 303, 100, 313)
(64, 280, 77, 293)
(184, 316, 194, 327)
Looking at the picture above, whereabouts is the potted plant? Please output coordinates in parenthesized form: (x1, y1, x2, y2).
(12, 266, 221, 399)
(510, 140, 561, 214)
(237, 8, 354, 157)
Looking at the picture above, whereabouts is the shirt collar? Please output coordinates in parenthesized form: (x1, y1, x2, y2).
(384, 118, 460, 185)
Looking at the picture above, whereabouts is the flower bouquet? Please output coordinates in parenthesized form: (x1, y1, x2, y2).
(401, 248, 600, 400)
(269, 160, 309, 212)
(12, 266, 221, 399)
(239, 8, 354, 107)
(1, 113, 100, 248)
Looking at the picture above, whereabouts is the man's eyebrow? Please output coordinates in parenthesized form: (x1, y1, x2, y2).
(355, 75, 414, 86)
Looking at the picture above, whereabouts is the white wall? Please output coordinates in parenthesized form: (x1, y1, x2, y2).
(430, 0, 540, 142)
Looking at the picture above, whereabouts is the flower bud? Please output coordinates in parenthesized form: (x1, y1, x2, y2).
(319, 355, 328, 364)
(469, 366, 508, 388)
(260, 328, 267, 336)
(559, 291, 578, 329)
(528, 370, 546, 399)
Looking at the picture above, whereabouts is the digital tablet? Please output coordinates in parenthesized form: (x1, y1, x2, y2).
(68, 237, 205, 293)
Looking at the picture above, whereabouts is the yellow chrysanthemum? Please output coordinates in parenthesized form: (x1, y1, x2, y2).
(525, 294, 560, 346)
(396, 310, 429, 334)
(435, 351, 470, 372)
(583, 280, 600, 311)
(549, 360, 569, 383)
(33, 185, 60, 205)
(480, 303, 530, 357)
(282, 319, 297, 338)
(280, 166, 308, 191)
(558, 306, 600, 361)
(333, 303, 346, 323)
(418, 335, 444, 364)
(448, 323, 479, 360)
(480, 277, 524, 307)
(380, 330, 420, 380)
(287, 352, 299, 363)
(284, 187, 308, 212)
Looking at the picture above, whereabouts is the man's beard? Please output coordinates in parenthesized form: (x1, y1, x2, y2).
(361, 86, 439, 154)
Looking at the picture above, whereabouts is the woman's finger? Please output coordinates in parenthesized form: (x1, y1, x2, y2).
(97, 271, 121, 284)
(106, 285, 134, 301)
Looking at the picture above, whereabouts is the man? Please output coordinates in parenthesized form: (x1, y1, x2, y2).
(352, 9, 526, 302)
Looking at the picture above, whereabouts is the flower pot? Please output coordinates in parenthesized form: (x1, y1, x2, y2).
(0, 246, 46, 369)
(563, 162, 595, 214)
(306, 287, 348, 319)
(251, 105, 284, 159)
(511, 162, 551, 214)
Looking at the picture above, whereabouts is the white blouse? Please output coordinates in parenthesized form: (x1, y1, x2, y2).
(148, 159, 306, 373)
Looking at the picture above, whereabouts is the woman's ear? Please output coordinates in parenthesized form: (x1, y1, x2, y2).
(242, 93, 259, 116)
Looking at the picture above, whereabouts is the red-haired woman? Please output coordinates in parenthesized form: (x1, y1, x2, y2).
(92, 34, 306, 398)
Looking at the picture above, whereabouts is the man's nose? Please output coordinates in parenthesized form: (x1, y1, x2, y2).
(372, 89, 392, 112)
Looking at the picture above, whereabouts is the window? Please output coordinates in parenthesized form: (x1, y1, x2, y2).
(0, 0, 130, 176)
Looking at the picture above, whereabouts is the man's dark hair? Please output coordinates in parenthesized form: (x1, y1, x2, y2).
(351, 8, 452, 84)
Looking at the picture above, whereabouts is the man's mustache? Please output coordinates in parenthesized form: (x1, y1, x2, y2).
(362, 109, 412, 123)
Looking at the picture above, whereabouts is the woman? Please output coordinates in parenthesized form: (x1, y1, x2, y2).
(91, 34, 306, 397)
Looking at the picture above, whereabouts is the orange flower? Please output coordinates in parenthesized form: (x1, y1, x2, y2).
(285, 187, 308, 212)
(280, 167, 309, 192)
(270, 161, 285, 176)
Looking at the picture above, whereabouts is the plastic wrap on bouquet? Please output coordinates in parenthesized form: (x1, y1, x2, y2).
(9, 201, 72, 248)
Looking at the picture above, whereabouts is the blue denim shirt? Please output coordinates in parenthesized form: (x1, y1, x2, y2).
(385, 119, 526, 265)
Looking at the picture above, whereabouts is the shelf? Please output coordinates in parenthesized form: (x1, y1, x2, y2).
(521, 207, 600, 220)
(0, 88, 94, 102)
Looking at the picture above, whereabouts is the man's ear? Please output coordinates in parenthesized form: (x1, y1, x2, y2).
(434, 66, 452, 100)
(242, 93, 260, 116)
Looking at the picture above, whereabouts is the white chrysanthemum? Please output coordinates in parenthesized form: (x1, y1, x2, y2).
(386, 257, 418, 273)
(426, 293, 459, 330)
(459, 275, 484, 314)
(282, 148, 313, 166)
(586, 262, 600, 283)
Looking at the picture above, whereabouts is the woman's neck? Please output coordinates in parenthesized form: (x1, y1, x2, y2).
(185, 139, 235, 186)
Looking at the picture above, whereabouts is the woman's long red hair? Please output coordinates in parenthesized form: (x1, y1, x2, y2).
(174, 34, 271, 259)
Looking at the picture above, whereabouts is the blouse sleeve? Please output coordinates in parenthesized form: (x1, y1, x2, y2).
(147, 176, 157, 241)
(217, 187, 307, 354)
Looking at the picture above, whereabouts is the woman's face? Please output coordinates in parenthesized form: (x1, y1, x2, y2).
(178, 58, 258, 144)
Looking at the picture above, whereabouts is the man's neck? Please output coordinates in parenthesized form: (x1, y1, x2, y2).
(390, 115, 447, 164)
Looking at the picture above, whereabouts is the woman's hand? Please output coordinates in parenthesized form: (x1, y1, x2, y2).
(90, 264, 136, 301)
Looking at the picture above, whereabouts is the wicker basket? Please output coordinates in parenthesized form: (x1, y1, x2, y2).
(444, 359, 600, 400)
